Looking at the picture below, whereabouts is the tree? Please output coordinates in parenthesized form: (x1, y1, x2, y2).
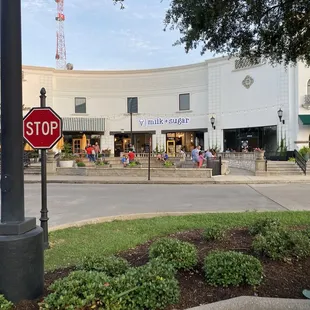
(114, 0, 310, 66)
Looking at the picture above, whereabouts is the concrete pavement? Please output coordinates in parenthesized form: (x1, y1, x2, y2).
(24, 174, 310, 184)
(3, 183, 309, 228)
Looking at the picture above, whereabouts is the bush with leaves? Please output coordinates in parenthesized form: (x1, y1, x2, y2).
(114, 259, 180, 310)
(0, 295, 13, 310)
(149, 237, 198, 270)
(249, 218, 283, 236)
(203, 226, 225, 241)
(79, 255, 130, 276)
(40, 259, 179, 310)
(204, 251, 263, 287)
(252, 229, 310, 260)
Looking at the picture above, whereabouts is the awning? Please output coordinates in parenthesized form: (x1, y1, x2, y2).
(62, 117, 105, 132)
(299, 115, 310, 125)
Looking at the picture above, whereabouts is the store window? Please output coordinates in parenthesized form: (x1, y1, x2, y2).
(179, 93, 190, 111)
(75, 97, 86, 114)
(127, 97, 138, 113)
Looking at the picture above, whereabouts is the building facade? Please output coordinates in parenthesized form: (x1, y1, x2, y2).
(21, 57, 310, 156)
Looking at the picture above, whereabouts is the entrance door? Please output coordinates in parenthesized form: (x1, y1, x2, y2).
(167, 140, 175, 157)
(72, 138, 90, 154)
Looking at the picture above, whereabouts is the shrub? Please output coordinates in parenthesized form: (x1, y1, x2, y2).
(41, 260, 179, 310)
(114, 259, 180, 310)
(204, 251, 263, 287)
(252, 229, 310, 260)
(80, 255, 130, 276)
(203, 226, 225, 241)
(0, 295, 13, 310)
(76, 161, 86, 167)
(40, 270, 112, 310)
(149, 238, 198, 270)
(249, 218, 283, 236)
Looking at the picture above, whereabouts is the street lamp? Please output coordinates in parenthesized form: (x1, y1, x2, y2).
(210, 116, 216, 130)
(277, 108, 285, 124)
(0, 0, 44, 303)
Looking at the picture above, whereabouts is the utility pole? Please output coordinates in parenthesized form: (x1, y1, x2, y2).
(0, 0, 44, 303)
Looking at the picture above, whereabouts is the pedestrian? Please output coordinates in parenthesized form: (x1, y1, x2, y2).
(191, 145, 200, 168)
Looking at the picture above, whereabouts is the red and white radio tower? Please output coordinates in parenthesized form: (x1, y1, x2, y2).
(55, 0, 71, 70)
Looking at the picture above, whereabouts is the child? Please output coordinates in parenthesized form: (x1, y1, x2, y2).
(121, 154, 129, 167)
(198, 151, 204, 168)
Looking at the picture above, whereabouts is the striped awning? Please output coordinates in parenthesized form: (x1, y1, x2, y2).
(62, 117, 105, 132)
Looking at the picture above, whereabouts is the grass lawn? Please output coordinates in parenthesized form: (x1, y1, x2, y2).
(45, 211, 310, 270)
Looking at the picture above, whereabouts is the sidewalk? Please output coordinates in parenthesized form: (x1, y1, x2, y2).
(24, 174, 310, 184)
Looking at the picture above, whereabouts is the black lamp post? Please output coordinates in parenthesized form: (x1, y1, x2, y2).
(0, 0, 44, 303)
(277, 108, 285, 124)
(210, 116, 216, 130)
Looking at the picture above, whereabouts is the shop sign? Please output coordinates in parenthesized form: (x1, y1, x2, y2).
(139, 117, 190, 127)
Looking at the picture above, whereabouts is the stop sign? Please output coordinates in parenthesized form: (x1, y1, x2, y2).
(23, 107, 62, 149)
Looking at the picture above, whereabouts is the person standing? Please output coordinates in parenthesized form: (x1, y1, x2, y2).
(94, 142, 100, 160)
(191, 145, 200, 168)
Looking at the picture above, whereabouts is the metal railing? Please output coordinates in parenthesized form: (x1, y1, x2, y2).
(294, 150, 307, 175)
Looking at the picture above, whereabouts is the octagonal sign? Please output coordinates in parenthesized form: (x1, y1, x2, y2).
(23, 107, 62, 149)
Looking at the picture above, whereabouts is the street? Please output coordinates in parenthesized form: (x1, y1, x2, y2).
(0, 183, 307, 227)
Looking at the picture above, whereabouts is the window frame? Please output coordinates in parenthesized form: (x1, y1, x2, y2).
(127, 97, 138, 114)
(74, 97, 87, 114)
(179, 93, 190, 111)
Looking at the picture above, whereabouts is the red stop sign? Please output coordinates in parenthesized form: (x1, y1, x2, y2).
(23, 107, 62, 149)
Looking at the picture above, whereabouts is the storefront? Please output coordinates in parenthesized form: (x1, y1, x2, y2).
(110, 131, 155, 156)
(223, 126, 277, 152)
(62, 117, 105, 153)
(162, 129, 207, 157)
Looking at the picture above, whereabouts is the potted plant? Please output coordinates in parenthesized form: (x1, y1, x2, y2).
(102, 148, 111, 158)
(95, 159, 111, 168)
(59, 142, 75, 168)
(299, 146, 310, 161)
(128, 160, 141, 168)
(254, 148, 265, 160)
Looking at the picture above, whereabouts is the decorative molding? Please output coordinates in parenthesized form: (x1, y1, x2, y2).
(242, 75, 254, 89)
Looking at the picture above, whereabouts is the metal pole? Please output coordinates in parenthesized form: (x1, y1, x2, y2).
(39, 88, 49, 249)
(148, 136, 151, 181)
(130, 111, 133, 146)
(0, 0, 44, 303)
(0, 0, 25, 223)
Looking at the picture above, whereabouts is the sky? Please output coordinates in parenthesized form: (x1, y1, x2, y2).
(21, 0, 214, 70)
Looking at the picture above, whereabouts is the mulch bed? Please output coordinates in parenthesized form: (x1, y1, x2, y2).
(15, 228, 310, 310)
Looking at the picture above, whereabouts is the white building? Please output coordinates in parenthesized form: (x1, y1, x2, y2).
(21, 57, 310, 156)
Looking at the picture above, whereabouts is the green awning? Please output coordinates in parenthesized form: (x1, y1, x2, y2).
(299, 115, 310, 125)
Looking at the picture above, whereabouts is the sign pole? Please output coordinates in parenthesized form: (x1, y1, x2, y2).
(148, 136, 151, 181)
(39, 88, 49, 249)
(0, 0, 44, 303)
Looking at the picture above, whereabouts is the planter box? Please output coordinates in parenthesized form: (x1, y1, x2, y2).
(59, 160, 74, 168)
(57, 167, 213, 178)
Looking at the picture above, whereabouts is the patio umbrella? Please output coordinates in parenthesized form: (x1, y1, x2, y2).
(24, 142, 33, 151)
(56, 136, 64, 150)
(80, 134, 87, 151)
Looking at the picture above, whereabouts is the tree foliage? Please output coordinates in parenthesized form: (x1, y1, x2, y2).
(114, 0, 310, 66)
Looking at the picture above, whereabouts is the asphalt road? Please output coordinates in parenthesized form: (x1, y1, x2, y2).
(0, 183, 308, 227)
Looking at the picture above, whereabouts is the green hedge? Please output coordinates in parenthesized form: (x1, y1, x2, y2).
(203, 226, 226, 241)
(149, 238, 198, 270)
(249, 218, 283, 236)
(79, 255, 130, 276)
(0, 295, 13, 310)
(204, 251, 263, 287)
(40, 259, 179, 310)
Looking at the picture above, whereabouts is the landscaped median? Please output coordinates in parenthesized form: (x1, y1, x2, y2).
(3, 211, 310, 310)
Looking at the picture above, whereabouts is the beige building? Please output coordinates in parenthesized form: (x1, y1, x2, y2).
(21, 57, 310, 156)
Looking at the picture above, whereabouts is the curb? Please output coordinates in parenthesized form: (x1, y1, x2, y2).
(24, 179, 310, 185)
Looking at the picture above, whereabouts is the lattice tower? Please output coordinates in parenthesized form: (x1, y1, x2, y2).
(55, 0, 67, 69)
